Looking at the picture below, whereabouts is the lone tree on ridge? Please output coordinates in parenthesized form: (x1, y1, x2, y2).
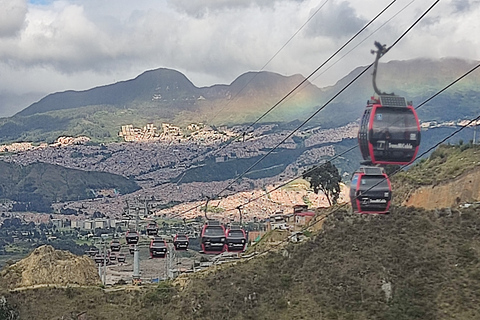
(302, 161, 341, 206)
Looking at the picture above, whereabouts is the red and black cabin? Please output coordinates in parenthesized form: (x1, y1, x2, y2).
(149, 237, 168, 258)
(146, 221, 158, 236)
(117, 253, 126, 263)
(173, 234, 189, 251)
(125, 230, 139, 245)
(358, 95, 420, 165)
(225, 226, 247, 253)
(110, 239, 121, 252)
(200, 220, 226, 254)
(350, 166, 392, 214)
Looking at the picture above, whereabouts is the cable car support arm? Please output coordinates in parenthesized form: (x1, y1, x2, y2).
(371, 41, 394, 96)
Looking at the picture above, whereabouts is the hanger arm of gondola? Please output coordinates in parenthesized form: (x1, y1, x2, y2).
(236, 205, 243, 225)
(371, 41, 394, 96)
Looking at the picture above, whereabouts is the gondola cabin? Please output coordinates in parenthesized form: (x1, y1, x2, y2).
(117, 253, 126, 263)
(146, 221, 158, 236)
(200, 220, 226, 254)
(358, 95, 420, 165)
(173, 234, 189, 251)
(225, 226, 247, 253)
(110, 239, 121, 252)
(86, 247, 99, 257)
(94, 254, 105, 264)
(149, 237, 168, 258)
(350, 166, 392, 214)
(125, 230, 139, 245)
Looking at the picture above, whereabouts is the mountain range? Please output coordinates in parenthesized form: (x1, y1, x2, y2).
(0, 57, 479, 144)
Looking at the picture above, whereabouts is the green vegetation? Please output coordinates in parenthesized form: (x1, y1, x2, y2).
(0, 160, 140, 212)
(303, 161, 342, 206)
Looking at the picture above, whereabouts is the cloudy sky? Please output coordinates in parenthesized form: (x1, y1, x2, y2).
(0, 0, 479, 116)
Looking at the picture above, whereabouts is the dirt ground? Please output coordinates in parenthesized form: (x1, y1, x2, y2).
(97, 244, 203, 285)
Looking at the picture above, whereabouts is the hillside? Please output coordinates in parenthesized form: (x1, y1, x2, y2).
(0, 160, 140, 212)
(3, 146, 480, 318)
(393, 143, 480, 207)
(0, 58, 479, 144)
(2, 205, 480, 319)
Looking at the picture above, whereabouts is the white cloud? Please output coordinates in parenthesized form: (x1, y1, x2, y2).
(0, 0, 27, 37)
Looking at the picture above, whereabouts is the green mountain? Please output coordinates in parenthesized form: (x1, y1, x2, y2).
(0, 160, 140, 212)
(0, 58, 479, 144)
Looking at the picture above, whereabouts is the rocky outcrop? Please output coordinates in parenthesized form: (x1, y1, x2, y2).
(0, 245, 100, 290)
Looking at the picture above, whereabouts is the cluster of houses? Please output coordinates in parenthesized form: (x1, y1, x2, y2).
(119, 122, 236, 143)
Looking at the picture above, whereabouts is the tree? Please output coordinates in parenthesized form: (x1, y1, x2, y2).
(303, 161, 341, 206)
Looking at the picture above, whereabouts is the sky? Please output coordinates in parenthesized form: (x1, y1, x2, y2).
(0, 0, 479, 116)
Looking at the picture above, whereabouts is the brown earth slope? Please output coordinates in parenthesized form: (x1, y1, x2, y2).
(0, 245, 100, 290)
(404, 169, 480, 209)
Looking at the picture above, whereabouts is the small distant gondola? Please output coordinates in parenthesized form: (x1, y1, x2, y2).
(225, 226, 247, 253)
(173, 234, 189, 251)
(94, 254, 106, 264)
(129, 244, 135, 255)
(149, 237, 168, 258)
(200, 220, 226, 254)
(117, 253, 126, 263)
(125, 230, 139, 245)
(146, 221, 158, 236)
(86, 247, 99, 257)
(110, 239, 121, 252)
(350, 166, 392, 214)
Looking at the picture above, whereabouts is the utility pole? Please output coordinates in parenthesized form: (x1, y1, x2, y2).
(133, 205, 140, 284)
(102, 240, 107, 285)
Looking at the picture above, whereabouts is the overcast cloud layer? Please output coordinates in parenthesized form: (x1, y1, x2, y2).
(0, 0, 479, 116)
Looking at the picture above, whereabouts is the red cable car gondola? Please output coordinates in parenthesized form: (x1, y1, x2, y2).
(358, 95, 420, 165)
(173, 234, 189, 251)
(110, 239, 121, 252)
(350, 166, 392, 214)
(146, 221, 158, 236)
(125, 230, 139, 245)
(358, 41, 421, 165)
(149, 237, 168, 258)
(200, 220, 226, 254)
(225, 226, 247, 253)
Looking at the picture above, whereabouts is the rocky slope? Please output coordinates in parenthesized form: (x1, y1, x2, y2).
(0, 245, 100, 290)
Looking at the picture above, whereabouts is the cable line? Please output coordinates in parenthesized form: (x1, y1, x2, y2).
(218, 61, 480, 215)
(166, 0, 439, 220)
(200, 0, 397, 161)
(250, 112, 480, 258)
(216, 0, 439, 194)
(209, 0, 330, 124)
